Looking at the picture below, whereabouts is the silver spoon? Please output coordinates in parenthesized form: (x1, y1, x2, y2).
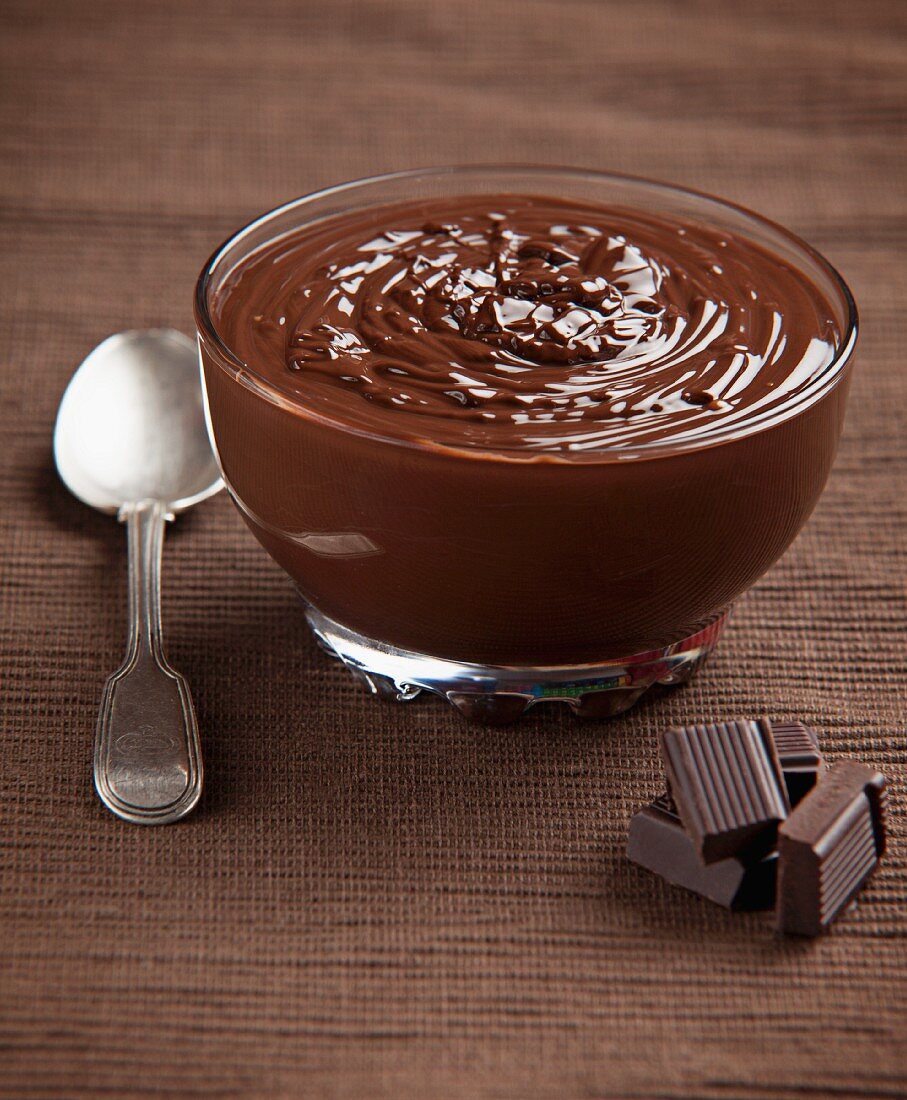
(54, 329, 223, 824)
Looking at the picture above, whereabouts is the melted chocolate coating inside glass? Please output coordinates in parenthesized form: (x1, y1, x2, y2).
(201, 190, 852, 665)
(214, 194, 840, 458)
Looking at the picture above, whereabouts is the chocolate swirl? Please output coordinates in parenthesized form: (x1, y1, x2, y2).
(214, 194, 842, 456)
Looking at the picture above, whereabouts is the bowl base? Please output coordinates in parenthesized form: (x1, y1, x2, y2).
(304, 604, 728, 725)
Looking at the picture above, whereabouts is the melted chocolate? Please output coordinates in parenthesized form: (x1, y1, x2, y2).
(213, 194, 841, 456)
(199, 188, 853, 665)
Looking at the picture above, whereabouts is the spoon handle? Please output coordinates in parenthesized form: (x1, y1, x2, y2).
(94, 499, 204, 824)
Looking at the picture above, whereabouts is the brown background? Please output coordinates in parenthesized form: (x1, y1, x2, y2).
(1, 1, 905, 1096)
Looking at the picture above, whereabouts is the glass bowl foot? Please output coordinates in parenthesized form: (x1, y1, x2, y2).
(305, 604, 728, 725)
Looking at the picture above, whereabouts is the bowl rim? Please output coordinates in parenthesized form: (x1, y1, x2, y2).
(194, 163, 859, 464)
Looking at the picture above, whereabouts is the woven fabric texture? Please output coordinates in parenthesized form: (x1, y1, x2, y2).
(1, 1, 905, 1096)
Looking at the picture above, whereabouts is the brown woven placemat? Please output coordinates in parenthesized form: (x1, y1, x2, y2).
(1, 1, 905, 1096)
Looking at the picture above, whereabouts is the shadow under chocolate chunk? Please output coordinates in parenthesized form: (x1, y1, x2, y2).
(659, 719, 790, 864)
(627, 793, 777, 910)
(777, 759, 887, 937)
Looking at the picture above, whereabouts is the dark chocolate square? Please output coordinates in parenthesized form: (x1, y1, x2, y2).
(659, 720, 790, 864)
(777, 759, 887, 936)
(764, 719, 824, 806)
(628, 795, 777, 910)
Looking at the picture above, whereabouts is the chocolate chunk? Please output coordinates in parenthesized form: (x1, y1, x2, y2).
(776, 759, 887, 936)
(659, 720, 790, 864)
(627, 793, 777, 910)
(515, 240, 575, 266)
(764, 719, 824, 806)
(682, 388, 713, 406)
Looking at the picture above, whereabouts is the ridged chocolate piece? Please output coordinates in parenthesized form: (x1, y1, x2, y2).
(627, 793, 777, 910)
(777, 759, 887, 936)
(764, 719, 824, 806)
(659, 720, 790, 864)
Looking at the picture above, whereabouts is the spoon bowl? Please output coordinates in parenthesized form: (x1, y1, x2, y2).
(55, 329, 222, 513)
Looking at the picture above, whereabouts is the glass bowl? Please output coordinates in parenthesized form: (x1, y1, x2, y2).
(195, 166, 857, 724)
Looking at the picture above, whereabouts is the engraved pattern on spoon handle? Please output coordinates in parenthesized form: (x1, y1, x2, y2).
(93, 499, 203, 824)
